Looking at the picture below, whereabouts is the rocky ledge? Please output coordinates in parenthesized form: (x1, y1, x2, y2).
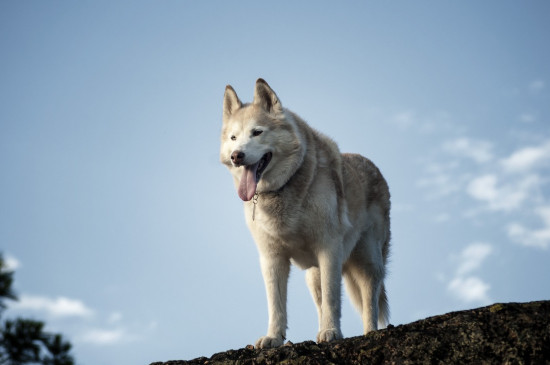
(151, 300, 550, 364)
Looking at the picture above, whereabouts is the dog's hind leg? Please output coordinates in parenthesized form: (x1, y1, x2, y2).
(343, 264, 363, 315)
(346, 259, 383, 333)
(361, 265, 383, 333)
(347, 232, 387, 334)
(305, 267, 322, 332)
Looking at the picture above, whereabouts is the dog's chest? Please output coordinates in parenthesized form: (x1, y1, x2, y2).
(246, 196, 327, 269)
(288, 247, 318, 269)
(253, 219, 319, 269)
(248, 193, 305, 235)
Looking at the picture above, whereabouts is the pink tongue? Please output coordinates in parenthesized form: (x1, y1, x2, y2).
(238, 163, 259, 201)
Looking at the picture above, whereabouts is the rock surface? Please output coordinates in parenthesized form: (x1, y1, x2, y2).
(150, 300, 550, 364)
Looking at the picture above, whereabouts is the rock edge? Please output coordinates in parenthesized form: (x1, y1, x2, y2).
(151, 300, 550, 364)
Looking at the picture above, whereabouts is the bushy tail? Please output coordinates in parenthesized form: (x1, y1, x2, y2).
(378, 283, 390, 328)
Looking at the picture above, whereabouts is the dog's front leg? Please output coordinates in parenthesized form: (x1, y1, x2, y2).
(316, 247, 344, 343)
(255, 254, 290, 349)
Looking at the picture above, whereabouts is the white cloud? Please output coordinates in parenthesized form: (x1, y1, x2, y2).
(456, 243, 493, 276)
(519, 113, 536, 123)
(392, 110, 416, 129)
(416, 161, 466, 198)
(448, 243, 493, 304)
(108, 312, 123, 324)
(448, 276, 491, 304)
(426, 137, 549, 213)
(466, 173, 540, 212)
(417, 173, 460, 197)
(464, 141, 549, 213)
(12, 295, 93, 318)
(507, 206, 550, 249)
(79, 321, 148, 345)
(501, 140, 550, 173)
(79, 328, 126, 345)
(2, 255, 20, 272)
(434, 213, 450, 223)
(467, 174, 498, 201)
(443, 137, 493, 163)
(390, 110, 460, 134)
(529, 79, 545, 94)
(10, 295, 151, 347)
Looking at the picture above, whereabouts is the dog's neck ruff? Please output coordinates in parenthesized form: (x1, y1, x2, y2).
(249, 155, 304, 221)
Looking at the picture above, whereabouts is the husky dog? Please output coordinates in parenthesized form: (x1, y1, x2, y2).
(220, 79, 390, 349)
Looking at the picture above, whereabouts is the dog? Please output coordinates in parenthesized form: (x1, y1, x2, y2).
(220, 79, 390, 349)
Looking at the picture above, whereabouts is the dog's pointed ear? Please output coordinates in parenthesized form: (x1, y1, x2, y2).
(223, 85, 242, 123)
(253, 78, 283, 114)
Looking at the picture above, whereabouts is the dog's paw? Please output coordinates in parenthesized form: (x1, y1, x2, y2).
(255, 335, 284, 349)
(316, 328, 343, 343)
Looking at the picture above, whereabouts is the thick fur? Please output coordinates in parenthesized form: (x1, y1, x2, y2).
(220, 79, 391, 349)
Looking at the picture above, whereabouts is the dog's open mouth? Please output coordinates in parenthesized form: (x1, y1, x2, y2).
(238, 152, 272, 201)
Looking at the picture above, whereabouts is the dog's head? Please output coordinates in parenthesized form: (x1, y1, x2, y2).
(220, 79, 304, 201)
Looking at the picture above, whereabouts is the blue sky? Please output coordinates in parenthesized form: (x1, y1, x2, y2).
(1, 1, 549, 364)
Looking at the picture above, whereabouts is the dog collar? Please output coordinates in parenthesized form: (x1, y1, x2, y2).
(252, 192, 259, 221)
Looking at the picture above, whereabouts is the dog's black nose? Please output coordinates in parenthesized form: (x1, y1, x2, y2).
(231, 151, 245, 164)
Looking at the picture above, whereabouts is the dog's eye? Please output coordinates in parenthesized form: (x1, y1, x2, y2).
(231, 135, 236, 141)
(252, 130, 263, 137)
